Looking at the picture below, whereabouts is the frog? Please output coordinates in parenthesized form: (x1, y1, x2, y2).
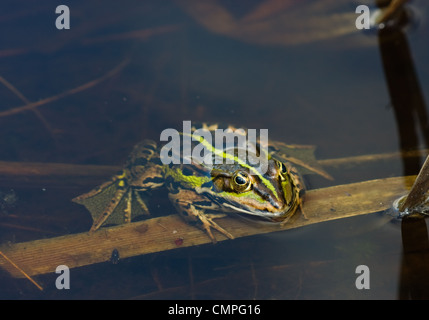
(72, 123, 332, 242)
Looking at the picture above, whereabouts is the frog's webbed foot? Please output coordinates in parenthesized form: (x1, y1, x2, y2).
(72, 170, 151, 232)
(89, 187, 128, 232)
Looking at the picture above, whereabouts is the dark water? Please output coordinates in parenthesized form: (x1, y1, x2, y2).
(0, 0, 429, 299)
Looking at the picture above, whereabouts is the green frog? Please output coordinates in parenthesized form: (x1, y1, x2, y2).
(72, 123, 331, 242)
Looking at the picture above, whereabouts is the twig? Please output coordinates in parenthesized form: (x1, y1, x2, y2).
(0, 250, 43, 291)
(0, 75, 57, 136)
(318, 149, 427, 167)
(0, 48, 29, 58)
(0, 58, 130, 118)
(82, 25, 180, 45)
(0, 76, 30, 103)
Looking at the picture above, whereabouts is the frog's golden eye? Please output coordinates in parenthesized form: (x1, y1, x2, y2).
(275, 160, 288, 181)
(232, 171, 251, 192)
(276, 160, 287, 174)
(280, 162, 287, 174)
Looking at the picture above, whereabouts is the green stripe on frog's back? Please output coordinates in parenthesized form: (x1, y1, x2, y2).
(163, 165, 212, 190)
(181, 132, 280, 200)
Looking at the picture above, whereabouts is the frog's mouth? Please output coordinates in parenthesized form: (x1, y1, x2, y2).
(222, 202, 294, 221)
(219, 184, 299, 221)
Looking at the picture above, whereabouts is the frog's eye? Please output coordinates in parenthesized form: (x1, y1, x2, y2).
(280, 162, 287, 174)
(276, 161, 287, 174)
(275, 161, 288, 181)
(232, 171, 251, 192)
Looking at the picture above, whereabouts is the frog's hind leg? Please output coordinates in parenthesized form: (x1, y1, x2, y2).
(72, 171, 125, 203)
(90, 185, 129, 232)
(72, 170, 134, 232)
(133, 189, 149, 214)
(81, 184, 150, 232)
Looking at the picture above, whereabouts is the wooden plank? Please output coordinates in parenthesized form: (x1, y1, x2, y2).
(0, 175, 413, 278)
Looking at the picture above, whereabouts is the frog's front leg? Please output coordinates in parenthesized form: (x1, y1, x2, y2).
(168, 189, 234, 243)
(286, 163, 307, 222)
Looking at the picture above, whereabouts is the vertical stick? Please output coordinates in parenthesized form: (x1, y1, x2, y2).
(399, 155, 429, 212)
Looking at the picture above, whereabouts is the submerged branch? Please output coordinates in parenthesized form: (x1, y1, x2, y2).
(0, 59, 129, 118)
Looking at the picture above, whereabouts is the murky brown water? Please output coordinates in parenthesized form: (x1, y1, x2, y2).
(1, 0, 429, 299)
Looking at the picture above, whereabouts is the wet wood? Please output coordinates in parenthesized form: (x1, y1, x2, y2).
(0, 175, 414, 278)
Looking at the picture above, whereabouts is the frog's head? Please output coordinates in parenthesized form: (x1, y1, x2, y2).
(198, 158, 303, 222)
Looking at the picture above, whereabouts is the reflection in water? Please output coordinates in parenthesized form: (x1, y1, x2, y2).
(377, 1, 429, 299)
(399, 216, 429, 299)
(176, 0, 371, 47)
(377, 3, 429, 177)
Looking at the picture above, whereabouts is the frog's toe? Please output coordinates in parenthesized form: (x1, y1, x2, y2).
(200, 213, 234, 243)
(280, 204, 306, 227)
